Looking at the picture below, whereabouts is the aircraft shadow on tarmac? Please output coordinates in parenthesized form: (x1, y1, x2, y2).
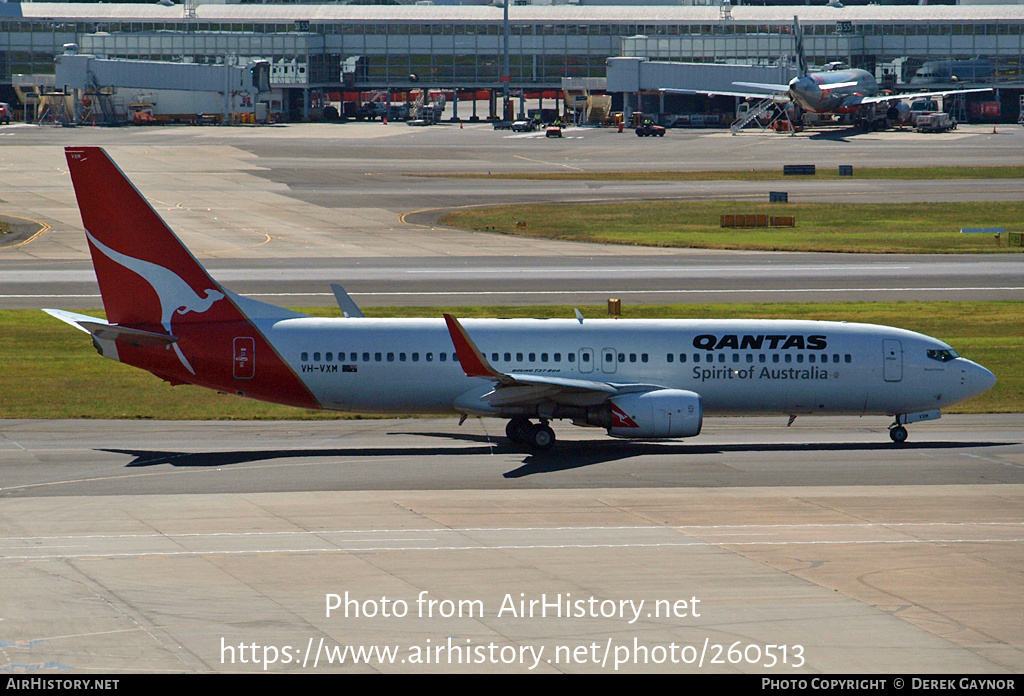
(101, 436, 1008, 479)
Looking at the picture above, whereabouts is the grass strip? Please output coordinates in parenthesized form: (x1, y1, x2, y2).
(441, 200, 1024, 254)
(1, 302, 1018, 419)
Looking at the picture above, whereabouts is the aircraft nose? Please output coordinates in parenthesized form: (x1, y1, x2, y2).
(965, 361, 997, 397)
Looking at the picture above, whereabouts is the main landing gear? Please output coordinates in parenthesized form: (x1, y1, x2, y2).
(506, 417, 556, 451)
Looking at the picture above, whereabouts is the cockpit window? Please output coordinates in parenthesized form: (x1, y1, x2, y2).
(927, 349, 959, 362)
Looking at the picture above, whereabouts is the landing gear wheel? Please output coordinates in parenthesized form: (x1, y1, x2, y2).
(889, 425, 908, 444)
(529, 423, 556, 451)
(506, 418, 532, 444)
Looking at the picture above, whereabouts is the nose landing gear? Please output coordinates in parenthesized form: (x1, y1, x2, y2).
(889, 421, 909, 444)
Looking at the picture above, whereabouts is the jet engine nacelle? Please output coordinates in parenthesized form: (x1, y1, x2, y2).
(887, 102, 912, 124)
(606, 389, 703, 439)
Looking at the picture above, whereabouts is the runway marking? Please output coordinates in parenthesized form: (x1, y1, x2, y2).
(145, 198, 275, 255)
(960, 452, 1024, 470)
(3, 521, 1020, 541)
(0, 214, 51, 251)
(512, 154, 586, 172)
(3, 523, 1021, 562)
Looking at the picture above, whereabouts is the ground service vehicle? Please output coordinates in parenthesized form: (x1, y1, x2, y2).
(635, 123, 666, 137)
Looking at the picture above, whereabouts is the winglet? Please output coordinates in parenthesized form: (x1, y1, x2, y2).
(443, 314, 502, 379)
(331, 283, 365, 318)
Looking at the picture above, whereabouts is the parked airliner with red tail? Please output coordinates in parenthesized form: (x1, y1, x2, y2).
(47, 147, 995, 450)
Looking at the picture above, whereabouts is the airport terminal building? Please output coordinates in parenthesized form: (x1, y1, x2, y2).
(3, 3, 1024, 120)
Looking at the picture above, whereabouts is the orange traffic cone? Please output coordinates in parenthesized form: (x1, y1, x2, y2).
(383, 115, 388, 126)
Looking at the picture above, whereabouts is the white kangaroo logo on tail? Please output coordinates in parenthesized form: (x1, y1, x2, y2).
(85, 230, 225, 374)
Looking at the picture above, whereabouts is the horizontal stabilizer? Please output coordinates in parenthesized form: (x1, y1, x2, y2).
(81, 323, 178, 347)
(43, 309, 177, 346)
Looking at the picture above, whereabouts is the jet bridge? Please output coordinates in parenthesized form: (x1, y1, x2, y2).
(54, 50, 269, 125)
(607, 57, 798, 124)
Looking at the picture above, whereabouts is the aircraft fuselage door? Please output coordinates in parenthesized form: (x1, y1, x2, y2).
(601, 347, 617, 374)
(578, 347, 594, 373)
(883, 339, 902, 382)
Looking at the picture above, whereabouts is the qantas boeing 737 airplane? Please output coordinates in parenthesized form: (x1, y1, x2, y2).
(46, 147, 995, 450)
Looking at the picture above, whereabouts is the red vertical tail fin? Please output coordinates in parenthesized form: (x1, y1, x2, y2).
(62, 147, 319, 409)
(65, 147, 231, 331)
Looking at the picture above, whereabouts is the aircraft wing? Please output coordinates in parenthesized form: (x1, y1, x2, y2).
(444, 313, 662, 409)
(661, 87, 789, 102)
(857, 87, 993, 106)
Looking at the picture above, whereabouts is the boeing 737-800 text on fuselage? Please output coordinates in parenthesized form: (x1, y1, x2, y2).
(46, 147, 995, 450)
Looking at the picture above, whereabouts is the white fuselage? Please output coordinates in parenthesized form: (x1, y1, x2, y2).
(261, 317, 993, 418)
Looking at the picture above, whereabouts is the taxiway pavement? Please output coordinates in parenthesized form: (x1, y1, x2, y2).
(1, 416, 1022, 673)
(1, 121, 1022, 674)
